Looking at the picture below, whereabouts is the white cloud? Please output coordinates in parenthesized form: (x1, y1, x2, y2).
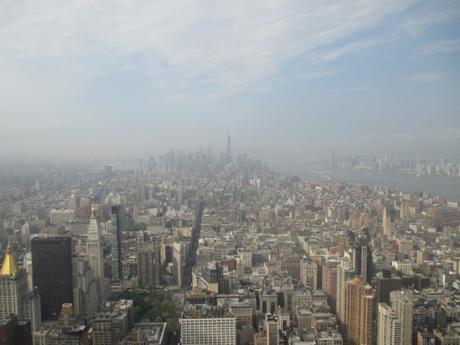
(419, 39, 460, 55)
(313, 40, 377, 64)
(0, 0, 417, 95)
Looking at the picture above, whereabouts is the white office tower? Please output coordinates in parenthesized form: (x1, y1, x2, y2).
(87, 205, 104, 279)
(378, 303, 402, 345)
(390, 290, 413, 345)
(180, 304, 236, 345)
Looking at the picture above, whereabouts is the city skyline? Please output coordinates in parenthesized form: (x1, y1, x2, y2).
(2, 2, 460, 344)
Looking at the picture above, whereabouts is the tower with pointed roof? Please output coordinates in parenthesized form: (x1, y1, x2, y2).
(87, 205, 104, 280)
(0, 245, 35, 323)
(0, 244, 17, 276)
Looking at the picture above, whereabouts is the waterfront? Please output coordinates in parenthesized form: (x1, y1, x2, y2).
(289, 166, 460, 201)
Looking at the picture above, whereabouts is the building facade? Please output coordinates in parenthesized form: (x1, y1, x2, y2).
(31, 236, 73, 320)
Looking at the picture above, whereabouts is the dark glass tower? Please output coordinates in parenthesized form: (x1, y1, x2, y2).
(111, 205, 122, 280)
(352, 237, 373, 284)
(31, 236, 73, 320)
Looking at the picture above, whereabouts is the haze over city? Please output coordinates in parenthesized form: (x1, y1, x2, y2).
(1, 0, 459, 164)
(3, 2, 460, 345)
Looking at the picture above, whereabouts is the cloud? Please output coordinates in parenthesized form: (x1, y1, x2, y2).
(0, 0, 417, 95)
(313, 40, 377, 64)
(411, 72, 445, 82)
(397, 0, 460, 37)
(419, 39, 460, 55)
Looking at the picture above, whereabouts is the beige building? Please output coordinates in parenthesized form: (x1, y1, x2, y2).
(343, 277, 374, 345)
(390, 290, 413, 345)
(378, 303, 402, 345)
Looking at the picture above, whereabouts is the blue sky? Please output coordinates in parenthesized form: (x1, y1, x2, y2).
(0, 0, 459, 163)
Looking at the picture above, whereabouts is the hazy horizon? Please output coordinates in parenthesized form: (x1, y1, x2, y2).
(1, 0, 459, 163)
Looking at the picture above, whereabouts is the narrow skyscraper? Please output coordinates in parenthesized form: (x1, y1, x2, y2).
(111, 205, 122, 281)
(87, 205, 104, 279)
(227, 133, 232, 161)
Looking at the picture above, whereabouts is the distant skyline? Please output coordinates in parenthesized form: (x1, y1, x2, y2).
(0, 0, 459, 164)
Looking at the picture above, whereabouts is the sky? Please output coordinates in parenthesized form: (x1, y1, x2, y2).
(0, 0, 459, 165)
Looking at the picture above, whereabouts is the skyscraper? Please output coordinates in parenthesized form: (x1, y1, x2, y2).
(226, 133, 232, 161)
(377, 303, 402, 345)
(390, 290, 413, 345)
(322, 258, 339, 312)
(383, 205, 394, 237)
(111, 205, 122, 281)
(137, 244, 160, 288)
(0, 245, 41, 331)
(87, 205, 104, 279)
(336, 256, 354, 326)
(31, 236, 73, 320)
(343, 277, 374, 345)
(352, 234, 373, 284)
(72, 254, 101, 319)
(0, 245, 29, 319)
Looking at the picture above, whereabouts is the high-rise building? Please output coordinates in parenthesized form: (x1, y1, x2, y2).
(336, 257, 354, 326)
(343, 277, 374, 345)
(31, 236, 73, 320)
(0, 244, 29, 319)
(111, 205, 123, 281)
(352, 235, 373, 284)
(374, 269, 402, 306)
(137, 244, 160, 288)
(0, 245, 41, 332)
(180, 304, 236, 345)
(172, 241, 187, 288)
(377, 303, 402, 345)
(390, 290, 413, 345)
(87, 205, 104, 279)
(226, 133, 232, 161)
(322, 258, 339, 312)
(72, 254, 101, 319)
(383, 205, 395, 237)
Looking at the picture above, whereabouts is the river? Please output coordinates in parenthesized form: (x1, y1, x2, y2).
(285, 166, 460, 201)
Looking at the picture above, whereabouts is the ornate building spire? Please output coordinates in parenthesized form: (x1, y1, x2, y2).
(0, 244, 18, 276)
